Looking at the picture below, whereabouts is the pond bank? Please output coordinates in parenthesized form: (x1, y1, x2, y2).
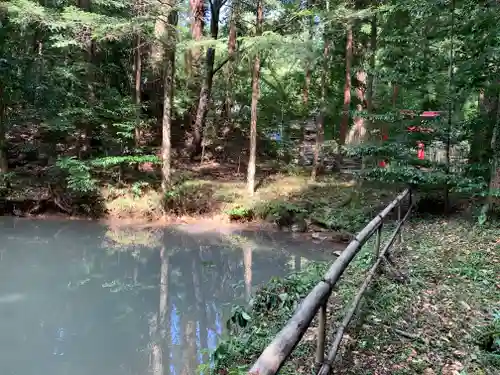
(0, 172, 397, 243)
(211, 218, 500, 375)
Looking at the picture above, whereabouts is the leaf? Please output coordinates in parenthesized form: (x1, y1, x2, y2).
(241, 311, 251, 321)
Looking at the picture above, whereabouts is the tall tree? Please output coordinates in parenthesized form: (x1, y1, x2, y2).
(0, 86, 7, 174)
(302, 0, 313, 113)
(161, 0, 178, 190)
(188, 0, 205, 76)
(247, 0, 263, 195)
(340, 23, 353, 146)
(133, 33, 142, 147)
(225, 0, 239, 117)
(311, 14, 330, 181)
(190, 0, 225, 158)
(77, 0, 95, 158)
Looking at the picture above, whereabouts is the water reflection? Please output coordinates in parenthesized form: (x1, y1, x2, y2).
(0, 217, 335, 375)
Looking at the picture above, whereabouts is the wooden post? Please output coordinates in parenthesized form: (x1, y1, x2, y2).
(397, 203, 402, 244)
(374, 224, 382, 259)
(315, 301, 327, 368)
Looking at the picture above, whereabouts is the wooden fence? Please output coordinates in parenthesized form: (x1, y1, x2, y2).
(248, 188, 413, 375)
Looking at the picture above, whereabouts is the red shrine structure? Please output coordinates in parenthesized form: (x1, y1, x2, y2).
(379, 110, 441, 167)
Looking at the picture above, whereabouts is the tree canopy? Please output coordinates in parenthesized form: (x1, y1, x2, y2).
(1, 0, 500, 219)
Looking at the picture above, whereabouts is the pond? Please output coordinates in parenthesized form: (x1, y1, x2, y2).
(0, 217, 337, 375)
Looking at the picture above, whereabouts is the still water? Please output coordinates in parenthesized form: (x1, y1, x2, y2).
(0, 217, 334, 375)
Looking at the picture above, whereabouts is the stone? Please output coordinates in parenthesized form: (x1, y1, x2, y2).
(291, 218, 307, 233)
(311, 232, 328, 241)
(441, 361, 464, 375)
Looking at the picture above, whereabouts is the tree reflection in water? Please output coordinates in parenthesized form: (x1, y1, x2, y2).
(0, 217, 335, 375)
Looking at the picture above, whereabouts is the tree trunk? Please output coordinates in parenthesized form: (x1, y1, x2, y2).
(134, 34, 142, 147)
(190, 1, 221, 158)
(366, 14, 377, 114)
(78, 0, 94, 158)
(161, 2, 178, 191)
(340, 24, 353, 146)
(184, 0, 205, 134)
(303, 71, 311, 109)
(311, 37, 329, 181)
(384, 83, 398, 141)
(0, 89, 7, 174)
(225, 0, 238, 118)
(302, 0, 313, 114)
(346, 70, 367, 145)
(151, 5, 167, 121)
(181, 320, 197, 375)
(469, 89, 495, 165)
(247, 0, 263, 195)
(484, 93, 500, 214)
(158, 246, 169, 340)
(188, 0, 204, 76)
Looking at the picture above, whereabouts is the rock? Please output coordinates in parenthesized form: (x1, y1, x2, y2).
(441, 361, 464, 375)
(311, 231, 353, 243)
(308, 223, 328, 232)
(311, 232, 328, 241)
(291, 218, 307, 233)
(452, 350, 466, 358)
(273, 209, 293, 229)
(330, 231, 354, 243)
(423, 369, 436, 375)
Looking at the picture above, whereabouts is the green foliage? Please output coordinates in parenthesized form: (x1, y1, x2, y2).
(164, 182, 216, 215)
(0, 172, 14, 195)
(311, 203, 368, 232)
(256, 200, 306, 221)
(56, 157, 98, 194)
(478, 311, 500, 356)
(90, 155, 160, 168)
(211, 262, 328, 373)
(226, 206, 254, 221)
(130, 181, 149, 198)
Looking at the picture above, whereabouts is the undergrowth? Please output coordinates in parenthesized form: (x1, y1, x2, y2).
(205, 218, 499, 375)
(206, 261, 330, 375)
(102, 170, 394, 226)
(339, 218, 500, 375)
(206, 236, 381, 375)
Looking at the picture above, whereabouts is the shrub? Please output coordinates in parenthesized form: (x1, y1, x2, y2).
(164, 182, 216, 215)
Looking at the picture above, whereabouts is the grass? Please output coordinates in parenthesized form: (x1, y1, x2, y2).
(209, 217, 500, 375)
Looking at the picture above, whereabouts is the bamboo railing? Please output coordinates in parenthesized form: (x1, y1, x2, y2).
(248, 188, 413, 375)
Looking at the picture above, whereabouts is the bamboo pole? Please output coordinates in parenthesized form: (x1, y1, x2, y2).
(248, 282, 332, 374)
(397, 203, 402, 244)
(316, 301, 327, 367)
(248, 189, 410, 375)
(374, 225, 382, 258)
(318, 204, 413, 375)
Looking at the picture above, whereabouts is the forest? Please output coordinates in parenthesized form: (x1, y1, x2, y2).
(0, 0, 499, 222)
(1, 1, 500, 373)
